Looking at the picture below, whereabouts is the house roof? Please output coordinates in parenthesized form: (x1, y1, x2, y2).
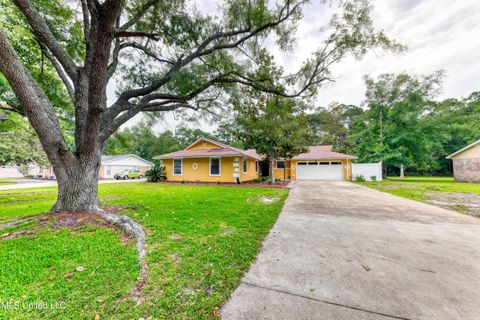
(154, 138, 262, 161)
(291, 146, 357, 160)
(101, 154, 154, 166)
(446, 139, 480, 159)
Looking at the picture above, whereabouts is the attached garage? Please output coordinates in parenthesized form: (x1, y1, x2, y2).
(296, 161, 344, 180)
(287, 146, 357, 181)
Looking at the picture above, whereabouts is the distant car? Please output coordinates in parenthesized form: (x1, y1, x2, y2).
(114, 169, 143, 180)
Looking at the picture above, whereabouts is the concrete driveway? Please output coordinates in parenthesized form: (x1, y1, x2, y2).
(222, 181, 480, 320)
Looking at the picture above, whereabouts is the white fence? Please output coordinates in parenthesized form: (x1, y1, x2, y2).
(352, 162, 382, 181)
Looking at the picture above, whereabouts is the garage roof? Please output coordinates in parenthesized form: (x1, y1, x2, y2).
(291, 146, 357, 160)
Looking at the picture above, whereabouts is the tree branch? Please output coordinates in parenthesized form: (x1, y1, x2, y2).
(118, 0, 160, 32)
(38, 43, 75, 101)
(115, 31, 161, 41)
(0, 29, 75, 167)
(12, 0, 78, 83)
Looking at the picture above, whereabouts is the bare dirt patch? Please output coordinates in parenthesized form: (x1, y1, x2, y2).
(425, 192, 480, 217)
(38, 211, 113, 229)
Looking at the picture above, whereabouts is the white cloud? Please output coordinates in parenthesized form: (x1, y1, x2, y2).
(302, 0, 480, 106)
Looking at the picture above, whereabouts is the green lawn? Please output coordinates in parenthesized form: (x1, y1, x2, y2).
(0, 183, 288, 319)
(357, 176, 480, 201)
(0, 178, 17, 186)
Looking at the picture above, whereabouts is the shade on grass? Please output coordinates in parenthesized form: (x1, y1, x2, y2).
(0, 182, 288, 319)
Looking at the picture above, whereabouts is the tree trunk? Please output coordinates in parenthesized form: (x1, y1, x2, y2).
(51, 158, 101, 212)
(270, 157, 275, 182)
(399, 164, 404, 179)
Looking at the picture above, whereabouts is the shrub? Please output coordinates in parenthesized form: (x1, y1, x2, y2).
(145, 165, 166, 182)
(354, 175, 366, 182)
(370, 175, 377, 182)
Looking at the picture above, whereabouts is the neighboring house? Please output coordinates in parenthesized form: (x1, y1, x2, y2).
(446, 139, 480, 182)
(0, 165, 25, 178)
(154, 138, 261, 183)
(154, 138, 357, 182)
(99, 155, 154, 179)
(32, 154, 153, 179)
(273, 146, 356, 181)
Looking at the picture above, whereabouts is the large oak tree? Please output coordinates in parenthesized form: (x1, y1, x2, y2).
(0, 0, 396, 212)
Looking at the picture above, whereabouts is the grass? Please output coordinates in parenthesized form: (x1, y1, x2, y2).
(0, 182, 289, 319)
(357, 176, 480, 202)
(0, 179, 17, 186)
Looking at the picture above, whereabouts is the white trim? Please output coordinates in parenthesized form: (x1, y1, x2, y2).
(446, 139, 480, 159)
(209, 157, 221, 176)
(243, 158, 247, 173)
(276, 160, 286, 169)
(101, 154, 154, 166)
(173, 158, 183, 176)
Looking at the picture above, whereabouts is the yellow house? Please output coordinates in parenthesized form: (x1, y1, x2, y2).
(154, 138, 261, 183)
(155, 138, 357, 182)
(273, 146, 356, 181)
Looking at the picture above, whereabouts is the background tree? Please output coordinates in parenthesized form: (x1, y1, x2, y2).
(0, 0, 397, 212)
(0, 112, 49, 166)
(227, 95, 311, 181)
(307, 103, 363, 153)
(349, 72, 444, 176)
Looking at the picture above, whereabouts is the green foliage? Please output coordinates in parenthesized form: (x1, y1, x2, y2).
(103, 121, 237, 160)
(227, 95, 311, 163)
(370, 175, 377, 182)
(307, 103, 363, 153)
(354, 175, 366, 182)
(104, 122, 182, 161)
(0, 113, 48, 165)
(145, 165, 166, 182)
(306, 72, 480, 176)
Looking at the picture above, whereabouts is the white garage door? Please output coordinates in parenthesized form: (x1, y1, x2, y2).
(296, 161, 344, 180)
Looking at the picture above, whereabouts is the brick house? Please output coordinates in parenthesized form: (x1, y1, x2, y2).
(446, 139, 480, 182)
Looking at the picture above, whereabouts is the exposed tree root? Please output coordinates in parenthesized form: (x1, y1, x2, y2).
(0, 216, 37, 230)
(99, 212, 148, 303)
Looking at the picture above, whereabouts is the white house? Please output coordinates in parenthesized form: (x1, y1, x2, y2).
(31, 154, 154, 179)
(99, 154, 154, 179)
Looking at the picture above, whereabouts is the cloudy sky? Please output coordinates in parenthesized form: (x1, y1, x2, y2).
(131, 0, 480, 132)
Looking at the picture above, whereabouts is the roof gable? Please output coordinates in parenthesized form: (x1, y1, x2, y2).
(446, 139, 480, 159)
(101, 154, 154, 166)
(185, 138, 224, 150)
(154, 137, 262, 160)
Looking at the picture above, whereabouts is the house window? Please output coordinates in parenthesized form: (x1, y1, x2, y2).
(276, 161, 286, 169)
(210, 157, 221, 176)
(255, 161, 258, 172)
(173, 159, 182, 175)
(106, 166, 111, 175)
(330, 161, 342, 165)
(243, 158, 247, 173)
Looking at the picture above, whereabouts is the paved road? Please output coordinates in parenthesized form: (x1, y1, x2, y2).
(0, 178, 146, 191)
(222, 181, 480, 320)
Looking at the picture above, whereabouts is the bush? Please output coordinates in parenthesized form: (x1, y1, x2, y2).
(370, 175, 377, 182)
(145, 165, 166, 182)
(354, 175, 366, 182)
